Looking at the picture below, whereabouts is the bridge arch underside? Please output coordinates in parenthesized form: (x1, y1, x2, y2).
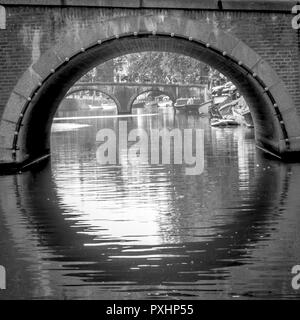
(1, 26, 300, 171)
(64, 89, 120, 111)
(131, 89, 175, 110)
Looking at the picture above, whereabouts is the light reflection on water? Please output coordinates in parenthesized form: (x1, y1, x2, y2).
(0, 107, 300, 299)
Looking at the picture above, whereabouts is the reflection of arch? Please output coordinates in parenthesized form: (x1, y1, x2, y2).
(64, 88, 120, 111)
(0, 156, 297, 296)
(1, 14, 300, 170)
(130, 89, 175, 111)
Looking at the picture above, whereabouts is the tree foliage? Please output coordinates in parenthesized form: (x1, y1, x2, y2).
(120, 52, 209, 84)
(79, 52, 223, 85)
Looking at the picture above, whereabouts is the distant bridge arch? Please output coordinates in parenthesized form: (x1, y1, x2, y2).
(64, 88, 120, 111)
(0, 8, 299, 172)
(69, 82, 202, 114)
(130, 89, 176, 109)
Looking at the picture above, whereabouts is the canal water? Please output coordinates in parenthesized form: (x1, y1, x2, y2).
(0, 106, 300, 300)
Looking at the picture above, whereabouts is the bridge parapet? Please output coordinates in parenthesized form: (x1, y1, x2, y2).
(0, 0, 295, 12)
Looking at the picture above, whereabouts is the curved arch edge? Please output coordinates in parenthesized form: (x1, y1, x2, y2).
(1, 14, 300, 171)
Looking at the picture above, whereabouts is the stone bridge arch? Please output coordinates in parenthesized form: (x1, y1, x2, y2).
(69, 84, 178, 114)
(1, 14, 300, 171)
(129, 88, 176, 112)
(64, 88, 120, 111)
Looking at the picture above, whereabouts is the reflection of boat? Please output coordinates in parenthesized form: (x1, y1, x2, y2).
(210, 118, 239, 127)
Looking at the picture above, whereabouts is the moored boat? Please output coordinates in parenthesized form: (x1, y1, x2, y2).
(242, 110, 254, 128)
(174, 98, 189, 113)
(198, 99, 213, 115)
(232, 97, 254, 128)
